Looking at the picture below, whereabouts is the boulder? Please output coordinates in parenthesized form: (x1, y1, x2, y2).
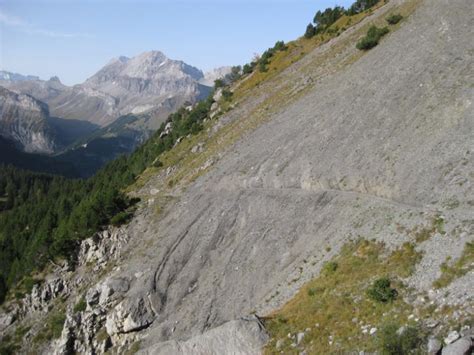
(441, 337, 473, 355)
(428, 337, 442, 355)
(106, 297, 155, 335)
(445, 330, 461, 345)
(0, 312, 16, 332)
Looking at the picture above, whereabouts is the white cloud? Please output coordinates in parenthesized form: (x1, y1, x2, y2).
(0, 10, 92, 38)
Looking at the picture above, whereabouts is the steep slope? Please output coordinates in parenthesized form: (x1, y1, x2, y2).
(107, 0, 473, 351)
(0, 0, 472, 353)
(0, 87, 58, 153)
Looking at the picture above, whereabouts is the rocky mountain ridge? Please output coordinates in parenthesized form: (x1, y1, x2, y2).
(1, 51, 221, 128)
(0, 70, 40, 82)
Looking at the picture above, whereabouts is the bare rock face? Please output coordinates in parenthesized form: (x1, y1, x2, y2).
(105, 296, 155, 335)
(0, 227, 129, 340)
(24, 278, 68, 312)
(0, 87, 57, 153)
(78, 228, 129, 269)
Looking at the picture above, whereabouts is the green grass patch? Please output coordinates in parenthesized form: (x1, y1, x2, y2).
(377, 322, 422, 354)
(264, 239, 422, 354)
(73, 296, 87, 313)
(433, 242, 474, 289)
(33, 310, 66, 344)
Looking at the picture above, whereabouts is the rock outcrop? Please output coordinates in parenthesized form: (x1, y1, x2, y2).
(0, 87, 58, 153)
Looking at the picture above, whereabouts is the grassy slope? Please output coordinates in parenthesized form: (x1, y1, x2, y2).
(263, 240, 422, 354)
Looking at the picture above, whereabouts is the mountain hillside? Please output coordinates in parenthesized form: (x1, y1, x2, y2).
(0, 0, 472, 354)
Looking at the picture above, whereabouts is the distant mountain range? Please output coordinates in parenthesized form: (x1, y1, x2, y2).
(0, 52, 229, 128)
(0, 71, 40, 82)
(0, 51, 231, 176)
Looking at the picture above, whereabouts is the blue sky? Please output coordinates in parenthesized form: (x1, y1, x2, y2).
(0, 0, 353, 85)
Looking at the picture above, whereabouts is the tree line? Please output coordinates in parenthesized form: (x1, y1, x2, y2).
(305, 0, 382, 38)
(0, 88, 223, 304)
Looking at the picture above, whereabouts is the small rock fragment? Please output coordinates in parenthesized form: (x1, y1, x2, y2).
(444, 330, 460, 345)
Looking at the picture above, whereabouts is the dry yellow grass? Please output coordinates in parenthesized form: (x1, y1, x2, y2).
(263, 241, 421, 354)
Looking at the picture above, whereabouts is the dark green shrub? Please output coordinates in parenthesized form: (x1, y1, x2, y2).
(214, 79, 225, 89)
(227, 66, 242, 82)
(377, 323, 422, 354)
(152, 159, 163, 168)
(386, 14, 403, 25)
(356, 25, 389, 50)
(0, 275, 7, 304)
(222, 89, 233, 101)
(314, 6, 344, 30)
(367, 277, 397, 303)
(273, 40, 288, 51)
(243, 63, 254, 74)
(305, 23, 316, 38)
(347, 0, 381, 15)
(322, 261, 338, 275)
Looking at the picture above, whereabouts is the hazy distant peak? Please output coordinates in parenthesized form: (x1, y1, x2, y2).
(0, 70, 40, 83)
(106, 56, 130, 66)
(137, 50, 168, 62)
